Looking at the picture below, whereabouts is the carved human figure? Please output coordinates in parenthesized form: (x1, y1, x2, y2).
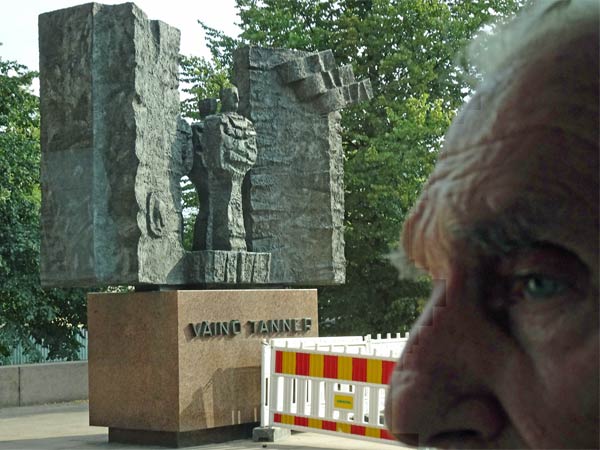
(189, 87, 257, 251)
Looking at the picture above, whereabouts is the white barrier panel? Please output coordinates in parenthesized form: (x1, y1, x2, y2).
(261, 334, 408, 444)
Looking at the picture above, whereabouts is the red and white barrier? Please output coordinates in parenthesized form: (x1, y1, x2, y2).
(261, 334, 408, 444)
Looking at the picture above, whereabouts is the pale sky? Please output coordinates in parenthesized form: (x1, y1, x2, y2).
(0, 0, 241, 71)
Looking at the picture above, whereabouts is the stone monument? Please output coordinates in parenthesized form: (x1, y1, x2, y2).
(233, 47, 372, 284)
(189, 87, 257, 253)
(38, 1, 372, 446)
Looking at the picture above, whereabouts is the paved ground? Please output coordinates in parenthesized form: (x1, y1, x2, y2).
(0, 402, 405, 450)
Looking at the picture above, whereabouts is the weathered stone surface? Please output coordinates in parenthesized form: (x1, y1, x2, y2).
(39, 5, 371, 287)
(274, 50, 373, 113)
(184, 87, 268, 283)
(190, 88, 257, 252)
(39, 2, 183, 286)
(234, 47, 373, 285)
(183, 251, 270, 284)
(220, 87, 239, 113)
(198, 98, 218, 118)
(39, 4, 270, 287)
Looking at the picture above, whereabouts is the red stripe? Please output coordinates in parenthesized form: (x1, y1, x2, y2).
(294, 416, 308, 427)
(352, 357, 367, 382)
(275, 351, 283, 373)
(381, 428, 396, 440)
(277, 414, 392, 441)
(296, 352, 310, 376)
(382, 360, 396, 384)
(351, 425, 366, 436)
(323, 355, 338, 378)
(322, 420, 336, 431)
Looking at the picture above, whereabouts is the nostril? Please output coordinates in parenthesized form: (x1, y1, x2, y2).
(429, 430, 483, 448)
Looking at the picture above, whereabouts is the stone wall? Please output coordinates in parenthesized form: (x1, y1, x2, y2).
(0, 362, 88, 407)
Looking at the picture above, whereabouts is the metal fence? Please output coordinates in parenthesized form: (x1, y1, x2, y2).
(2, 329, 88, 365)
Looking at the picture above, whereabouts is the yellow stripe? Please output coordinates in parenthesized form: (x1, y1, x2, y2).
(338, 356, 352, 380)
(337, 422, 351, 434)
(308, 418, 322, 429)
(281, 414, 294, 425)
(282, 351, 296, 374)
(365, 426, 381, 438)
(366, 358, 383, 383)
(309, 353, 324, 377)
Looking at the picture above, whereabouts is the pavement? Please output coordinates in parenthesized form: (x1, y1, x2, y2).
(0, 402, 406, 450)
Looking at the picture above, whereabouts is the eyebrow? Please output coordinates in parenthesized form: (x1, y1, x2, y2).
(453, 215, 539, 257)
(400, 215, 538, 278)
(402, 187, 591, 277)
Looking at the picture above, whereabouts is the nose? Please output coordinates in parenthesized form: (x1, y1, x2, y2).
(385, 278, 508, 447)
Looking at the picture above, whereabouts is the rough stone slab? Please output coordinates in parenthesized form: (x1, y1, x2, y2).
(39, 3, 183, 287)
(276, 50, 335, 84)
(234, 47, 351, 285)
(274, 51, 373, 114)
(183, 251, 270, 284)
(236, 46, 305, 71)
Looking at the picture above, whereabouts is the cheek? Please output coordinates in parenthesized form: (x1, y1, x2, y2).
(542, 337, 599, 445)
(538, 332, 599, 406)
(497, 327, 599, 446)
(510, 299, 599, 420)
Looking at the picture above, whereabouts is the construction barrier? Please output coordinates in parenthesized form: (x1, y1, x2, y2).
(261, 334, 408, 444)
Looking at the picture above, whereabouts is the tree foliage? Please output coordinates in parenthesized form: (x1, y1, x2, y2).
(0, 54, 87, 362)
(186, 0, 524, 335)
(180, 54, 231, 121)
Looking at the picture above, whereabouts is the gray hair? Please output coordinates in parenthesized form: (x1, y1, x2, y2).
(395, 0, 599, 280)
(469, 0, 599, 81)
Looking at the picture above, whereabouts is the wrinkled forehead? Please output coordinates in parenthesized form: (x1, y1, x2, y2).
(446, 31, 598, 154)
(403, 35, 599, 275)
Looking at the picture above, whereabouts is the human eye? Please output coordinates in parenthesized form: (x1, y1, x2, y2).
(491, 243, 590, 309)
(493, 245, 592, 343)
(509, 274, 572, 302)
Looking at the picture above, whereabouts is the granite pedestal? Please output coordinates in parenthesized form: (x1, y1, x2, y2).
(88, 289, 318, 447)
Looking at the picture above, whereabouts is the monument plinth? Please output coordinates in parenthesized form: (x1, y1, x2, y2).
(88, 289, 317, 447)
(38, 1, 372, 447)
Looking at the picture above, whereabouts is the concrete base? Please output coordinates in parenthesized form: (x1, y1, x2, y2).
(252, 426, 292, 442)
(88, 289, 317, 446)
(109, 423, 258, 447)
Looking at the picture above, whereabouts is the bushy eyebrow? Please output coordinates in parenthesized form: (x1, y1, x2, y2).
(452, 190, 585, 261)
(453, 214, 538, 258)
(401, 180, 595, 277)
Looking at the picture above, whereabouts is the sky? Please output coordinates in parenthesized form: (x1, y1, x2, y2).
(0, 0, 241, 72)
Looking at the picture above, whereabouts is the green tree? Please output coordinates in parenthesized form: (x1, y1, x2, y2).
(180, 54, 232, 121)
(0, 53, 87, 362)
(187, 0, 524, 335)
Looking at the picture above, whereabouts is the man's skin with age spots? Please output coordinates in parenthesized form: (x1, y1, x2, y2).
(384, 2, 599, 448)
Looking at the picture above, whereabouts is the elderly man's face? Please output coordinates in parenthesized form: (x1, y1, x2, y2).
(385, 34, 599, 449)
